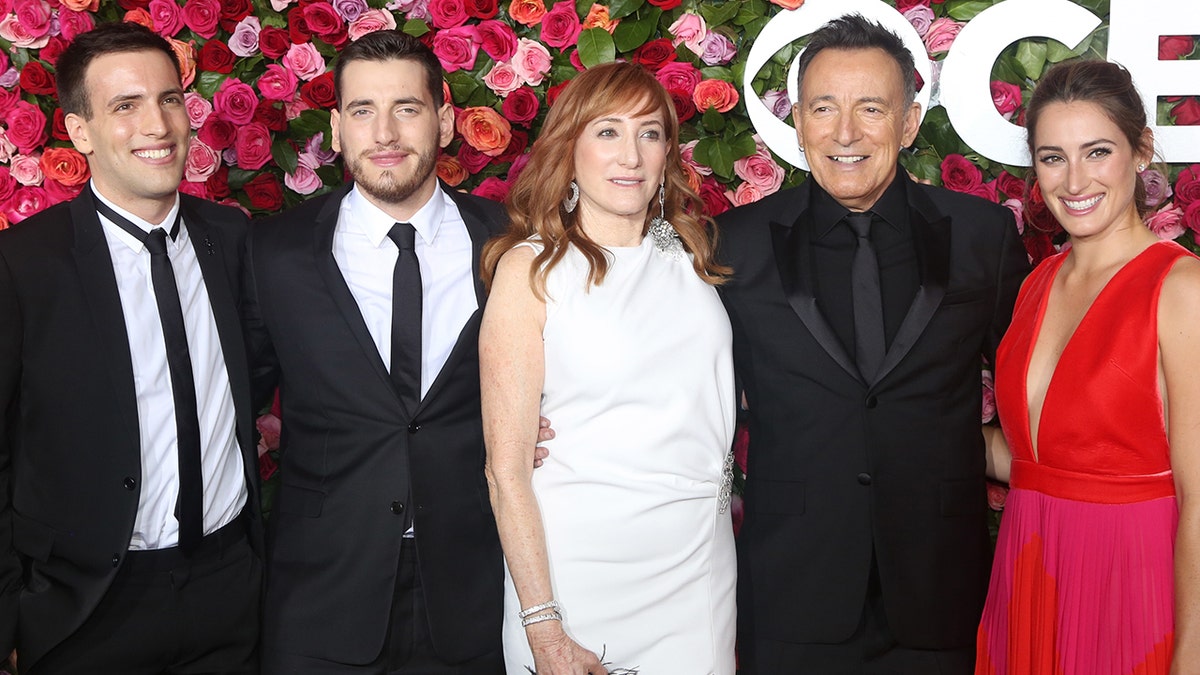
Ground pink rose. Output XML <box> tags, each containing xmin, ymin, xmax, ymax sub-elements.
<box><xmin>178</xmin><ymin>179</ymin><xmax>207</xmax><ymax>199</ymax></box>
<box><xmin>257</xmin><ymin>64</ymin><xmax>298</xmax><ymax>101</ymax></box>
<box><xmin>1147</xmin><ymin>204</ymin><xmax>1185</xmax><ymax>240</ymax></box>
<box><xmin>182</xmin><ymin>0</ymin><xmax>221</xmax><ymax>38</ymax></box>
<box><xmin>347</xmin><ymin>8</ymin><xmax>396</xmax><ymax>41</ymax></box>
<box><xmin>13</xmin><ymin>0</ymin><xmax>52</xmax><ymax>39</ymax></box>
<box><xmin>0</xmin><ymin>128</ymin><xmax>15</xmax><ymax>164</ymax></box>
<box><xmin>471</xmin><ymin>175</ymin><xmax>509</xmax><ymax>202</ymax></box>
<box><xmin>986</xmin><ymin>481</ymin><xmax>1008</xmax><ymax>511</ymax></box>
<box><xmin>668</xmin><ymin>12</ymin><xmax>706</xmax><ymax>55</ymax></box>
<box><xmin>991</xmin><ymin>80</ymin><xmax>1022</xmax><ymax>120</ymax></box>
<box><xmin>1001</xmin><ymin>197</ymin><xmax>1025</xmax><ymax>235</ymax></box>
<box><xmin>0</xmin><ymin>167</ymin><xmax>15</xmax><ymax>204</ymax></box>
<box><xmin>185</xmin><ymin>91</ymin><xmax>214</xmax><ymax>129</ymax></box>
<box><xmin>57</xmin><ymin>8</ymin><xmax>94</xmax><ymax>42</ymax></box>
<box><xmin>431</xmin><ymin>25</ymin><xmax>480</xmax><ymax>73</ymax></box>
<box><xmin>512</xmin><ymin>37</ymin><xmax>551</xmax><ymax>86</ymax></box>
<box><xmin>502</xmin><ymin>86</ymin><xmax>540</xmax><ymax>124</ymax></box>
<box><xmin>903</xmin><ymin>5</ymin><xmax>934</xmax><ymax>37</ymax></box>
<box><xmin>655</xmin><ymin>61</ymin><xmax>701</xmax><ymax>94</ymax></box>
<box><xmin>483</xmin><ymin>62</ymin><xmax>522</xmax><ymax>97</ymax></box>
<box><xmin>539</xmin><ymin>2</ymin><xmax>581</xmax><ymax>50</ymax></box>
<box><xmin>284</xmin><ymin>156</ymin><xmax>323</xmax><ymax>195</ymax></box>
<box><xmin>725</xmin><ymin>181</ymin><xmax>764</xmax><ymax>207</ymax></box>
<box><xmin>941</xmin><ymin>154</ymin><xmax>983</xmax><ymax>196</ymax></box>
<box><xmin>693</xmin><ymin>79</ymin><xmax>739</xmax><ymax>113</ymax></box>
<box><xmin>981</xmin><ymin>370</ymin><xmax>996</xmax><ymax>423</ymax></box>
<box><xmin>477</xmin><ymin>19</ymin><xmax>517</xmax><ymax>61</ymax></box>
<box><xmin>10</xmin><ymin>154</ymin><xmax>43</xmax><ymax>186</ymax></box>
<box><xmin>761</xmin><ymin>90</ymin><xmax>791</xmax><ymax>120</ymax></box>
<box><xmin>734</xmin><ymin>147</ymin><xmax>785</xmax><ymax>196</ymax></box>
<box><xmin>5</xmin><ymin>185</ymin><xmax>48</xmax><ymax>224</ymax></box>
<box><xmin>1187</xmin><ymin>202</ymin><xmax>1200</xmax><ymax>239</ymax></box>
<box><xmin>924</xmin><ymin>17</ymin><xmax>963</xmax><ymax>55</ymax></box>
<box><xmin>256</xmin><ymin>413</ymin><xmax>282</xmax><ymax>455</ymax></box>
<box><xmin>4</xmin><ymin>101</ymin><xmax>48</xmax><ymax>155</ymax></box>
<box><xmin>699</xmin><ymin>31</ymin><xmax>736</xmax><ymax>66</ymax></box>
<box><xmin>228</xmin><ymin>15</ymin><xmax>261</xmax><ymax>57</ymax></box>
<box><xmin>0</xmin><ymin>13</ymin><xmax>49</xmax><ymax>49</ymax></box>
<box><xmin>213</xmin><ymin>78</ymin><xmax>259</xmax><ymax>125</ymax></box>
<box><xmin>148</xmin><ymin>0</ymin><xmax>185</xmax><ymax>37</ymax></box>
<box><xmin>680</xmin><ymin>140</ymin><xmax>712</xmax><ymax>177</ymax></box>
<box><xmin>428</xmin><ymin>0</ymin><xmax>469</xmax><ymax>28</ymax></box>
<box><xmin>1142</xmin><ymin>168</ymin><xmax>1172</xmax><ymax>209</ymax></box>
<box><xmin>234</xmin><ymin>121</ymin><xmax>272</xmax><ymax>170</ymax></box>
<box><xmin>283</xmin><ymin>43</ymin><xmax>326</xmax><ymax>82</ymax></box>
<box><xmin>185</xmin><ymin>137</ymin><xmax>221</xmax><ymax>182</ymax></box>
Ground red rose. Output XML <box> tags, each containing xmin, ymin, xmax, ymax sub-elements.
<box><xmin>206</xmin><ymin>164</ymin><xmax>231</xmax><ymax>199</ymax></box>
<box><xmin>199</xmin><ymin>116</ymin><xmax>238</xmax><ymax>150</ymax></box>
<box><xmin>287</xmin><ymin>7</ymin><xmax>312</xmax><ymax>43</ymax></box>
<box><xmin>633</xmin><ymin>38</ymin><xmax>676</xmax><ymax>71</ymax></box>
<box><xmin>477</xmin><ymin>19</ymin><xmax>517</xmax><ymax>61</ymax></box>
<box><xmin>179</xmin><ymin>179</ymin><xmax>208</xmax><ymax>199</ymax></box>
<box><xmin>51</xmin><ymin>109</ymin><xmax>70</xmax><ymax>141</ymax></box>
<box><xmin>300</xmin><ymin>72</ymin><xmax>336</xmax><ymax>110</ymax></box>
<box><xmin>118</xmin><ymin>0</ymin><xmax>150</xmax><ymax>9</ymax></box>
<box><xmin>0</xmin><ymin>167</ymin><xmax>15</xmax><ymax>204</ymax></box>
<box><xmin>1022</xmin><ymin>231</ymin><xmax>1057</xmax><ymax>266</ymax></box>
<box><xmin>235</xmin><ymin>122</ymin><xmax>273</xmax><ymax>171</ymax></box>
<box><xmin>698</xmin><ymin>178</ymin><xmax>732</xmax><ymax>217</ymax></box>
<box><xmin>217</xmin><ymin>0</ymin><xmax>252</xmax><ymax>32</ymax></box>
<box><xmin>646</xmin><ymin>0</ymin><xmax>681</xmax><ymax>8</ymax></box>
<box><xmin>539</xmin><ymin>2</ymin><xmax>581</xmax><ymax>50</ymax></box>
<box><xmin>38</xmin><ymin>36</ymin><xmax>66</xmax><ymax>67</ymax></box>
<box><xmin>41</xmin><ymin>147</ymin><xmax>90</xmax><ymax>186</ymax></box>
<box><xmin>1173</xmin><ymin>165</ymin><xmax>1200</xmax><ymax>209</ymax></box>
<box><xmin>1024</xmin><ymin>180</ymin><xmax>1061</xmax><ymax>235</ymax></box>
<box><xmin>496</xmin><ymin>129</ymin><xmax>528</xmax><ymax>163</ymax></box>
<box><xmin>471</xmin><ymin>176</ymin><xmax>509</xmax><ymax>202</ymax></box>
<box><xmin>1170</xmin><ymin>96</ymin><xmax>1200</xmax><ymax>126</ymax></box>
<box><xmin>428</xmin><ymin>0</ymin><xmax>469</xmax><ymax>29</ymax></box>
<box><xmin>4</xmin><ymin>101</ymin><xmax>48</xmax><ymax>155</ymax></box>
<box><xmin>1159</xmin><ymin>35</ymin><xmax>1195</xmax><ymax>61</ymax></box>
<box><xmin>668</xmin><ymin>89</ymin><xmax>696</xmax><ymax>123</ymax></box>
<box><xmin>546</xmin><ymin>80</ymin><xmax>571</xmax><ymax>108</ymax></box>
<box><xmin>243</xmin><ymin>172</ymin><xmax>283</xmax><ymax>211</ymax></box>
<box><xmin>197</xmin><ymin>39</ymin><xmax>236</xmax><ymax>74</ymax></box>
<box><xmin>259</xmin><ymin>26</ymin><xmax>292</xmax><ymax>59</ymax></box>
<box><xmin>465</xmin><ymin>0</ymin><xmax>497</xmax><ymax>19</ymax></box>
<box><xmin>995</xmin><ymin>170</ymin><xmax>1026</xmax><ymax>201</ymax></box>
<box><xmin>940</xmin><ymin>153</ymin><xmax>984</xmax><ymax>195</ymax></box>
<box><xmin>182</xmin><ymin>0</ymin><xmax>221</xmax><ymax>38</ymax></box>
<box><xmin>19</xmin><ymin>60</ymin><xmax>55</xmax><ymax>96</ymax></box>
<box><xmin>455</xmin><ymin>143</ymin><xmax>491</xmax><ymax>173</ymax></box>
<box><xmin>302</xmin><ymin>3</ymin><xmax>344</xmax><ymax>37</ymax></box>
<box><xmin>501</xmin><ymin>87</ymin><xmax>540</xmax><ymax>125</ymax></box>
<box><xmin>254</xmin><ymin>100</ymin><xmax>288</xmax><ymax>132</ymax></box>
<box><xmin>894</xmin><ymin>0</ymin><xmax>931</xmax><ymax>10</ymax></box>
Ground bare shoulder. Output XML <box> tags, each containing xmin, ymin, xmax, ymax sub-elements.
<box><xmin>1159</xmin><ymin>251</ymin><xmax>1200</xmax><ymax>331</ymax></box>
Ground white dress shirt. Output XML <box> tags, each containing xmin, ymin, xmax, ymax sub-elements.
<box><xmin>332</xmin><ymin>185</ymin><xmax>477</xmax><ymax>397</ymax></box>
<box><xmin>94</xmin><ymin>184</ymin><xmax>247</xmax><ymax>550</ymax></box>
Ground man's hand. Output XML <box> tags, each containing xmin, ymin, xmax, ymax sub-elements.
<box><xmin>534</xmin><ymin>416</ymin><xmax>555</xmax><ymax>468</ymax></box>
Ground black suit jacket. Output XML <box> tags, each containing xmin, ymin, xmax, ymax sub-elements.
<box><xmin>0</xmin><ymin>189</ymin><xmax>262</xmax><ymax>669</ymax></box>
<box><xmin>244</xmin><ymin>183</ymin><xmax>507</xmax><ymax>665</ymax></box>
<box><xmin>717</xmin><ymin>173</ymin><xmax>1028</xmax><ymax>651</ymax></box>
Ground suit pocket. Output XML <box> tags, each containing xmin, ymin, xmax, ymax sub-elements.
<box><xmin>939</xmin><ymin>478</ymin><xmax>985</xmax><ymax>517</ymax></box>
<box><xmin>277</xmin><ymin>484</ymin><xmax>325</xmax><ymax>518</ymax></box>
<box><xmin>940</xmin><ymin>287</ymin><xmax>991</xmax><ymax>306</ymax></box>
<box><xmin>747</xmin><ymin>479</ymin><xmax>805</xmax><ymax>515</ymax></box>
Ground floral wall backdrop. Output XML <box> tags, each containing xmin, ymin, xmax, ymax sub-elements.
<box><xmin>1</xmin><ymin>0</ymin><xmax>1197</xmax><ymax>503</ymax></box>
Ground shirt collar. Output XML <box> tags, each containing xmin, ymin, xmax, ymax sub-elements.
<box><xmin>811</xmin><ymin>169</ymin><xmax>909</xmax><ymax>239</ymax></box>
<box><xmin>346</xmin><ymin>183</ymin><xmax>447</xmax><ymax>249</ymax></box>
<box><xmin>91</xmin><ymin>180</ymin><xmax>183</xmax><ymax>252</ymax></box>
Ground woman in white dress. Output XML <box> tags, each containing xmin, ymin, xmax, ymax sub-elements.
<box><xmin>480</xmin><ymin>62</ymin><xmax>737</xmax><ymax>675</ymax></box>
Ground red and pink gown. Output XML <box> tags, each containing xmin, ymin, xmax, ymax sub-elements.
<box><xmin>976</xmin><ymin>241</ymin><xmax>1194</xmax><ymax>675</ymax></box>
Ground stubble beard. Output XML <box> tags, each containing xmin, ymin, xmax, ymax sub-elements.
<box><xmin>349</xmin><ymin>145</ymin><xmax>439</xmax><ymax>207</ymax></box>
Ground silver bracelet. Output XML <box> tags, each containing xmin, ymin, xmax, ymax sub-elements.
<box><xmin>518</xmin><ymin>599</ymin><xmax>560</xmax><ymax>619</ymax></box>
<box><xmin>520</xmin><ymin>610</ymin><xmax>562</xmax><ymax>627</ymax></box>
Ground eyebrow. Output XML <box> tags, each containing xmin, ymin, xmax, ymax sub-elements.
<box><xmin>1035</xmin><ymin>138</ymin><xmax>1118</xmax><ymax>153</ymax></box>
<box><xmin>105</xmin><ymin>87</ymin><xmax>184</xmax><ymax>108</ymax></box>
<box><xmin>593</xmin><ymin>116</ymin><xmax>664</xmax><ymax>126</ymax></box>
<box><xmin>345</xmin><ymin>96</ymin><xmax>427</xmax><ymax>109</ymax></box>
<box><xmin>805</xmin><ymin>94</ymin><xmax>890</xmax><ymax>106</ymax></box>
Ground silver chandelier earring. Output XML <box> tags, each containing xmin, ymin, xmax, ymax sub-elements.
<box><xmin>563</xmin><ymin>180</ymin><xmax>579</xmax><ymax>213</ymax></box>
<box><xmin>648</xmin><ymin>182</ymin><xmax>683</xmax><ymax>258</ymax></box>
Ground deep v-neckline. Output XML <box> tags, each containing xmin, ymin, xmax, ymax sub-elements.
<box><xmin>1021</xmin><ymin>242</ymin><xmax>1167</xmax><ymax>463</ymax></box>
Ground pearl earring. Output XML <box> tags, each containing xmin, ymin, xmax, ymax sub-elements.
<box><xmin>1137</xmin><ymin>163</ymin><xmax>1146</xmax><ymax>172</ymax></box>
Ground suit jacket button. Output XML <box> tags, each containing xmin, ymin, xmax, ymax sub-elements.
<box><xmin>123</xmin><ymin>477</ymin><xmax>137</xmax><ymax>490</ymax></box>
<box><xmin>112</xmin><ymin>554</ymin><xmax>121</xmax><ymax>567</ymax></box>
<box><xmin>857</xmin><ymin>472</ymin><xmax>872</xmax><ymax>486</ymax></box>
<box><xmin>391</xmin><ymin>501</ymin><xmax>405</xmax><ymax>514</ymax></box>
<box><xmin>865</xmin><ymin>395</ymin><xmax>878</xmax><ymax>409</ymax></box>
<box><xmin>407</xmin><ymin>423</ymin><xmax>420</xmax><ymax>434</ymax></box>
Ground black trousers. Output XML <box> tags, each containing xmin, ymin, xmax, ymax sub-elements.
<box><xmin>29</xmin><ymin>517</ymin><xmax>261</xmax><ymax>675</ymax></box>
<box><xmin>262</xmin><ymin>541</ymin><xmax>503</xmax><ymax>675</ymax></box>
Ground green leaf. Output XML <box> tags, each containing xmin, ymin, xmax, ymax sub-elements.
<box><xmin>607</xmin><ymin>0</ymin><xmax>644</xmax><ymax>20</ymax></box>
<box><xmin>1044</xmin><ymin>39</ymin><xmax>1079</xmax><ymax>64</ymax></box>
<box><xmin>1014</xmin><ymin>40</ymin><xmax>1048</xmax><ymax>80</ymax></box>
<box><xmin>693</xmin><ymin>137</ymin><xmax>734</xmax><ymax>179</ymax></box>
<box><xmin>576</xmin><ymin>28</ymin><xmax>616</xmax><ymax>68</ymax></box>
<box><xmin>702</xmin><ymin>107</ymin><xmax>726</xmax><ymax>133</ymax></box>
<box><xmin>575</xmin><ymin>0</ymin><xmax>592</xmax><ymax>17</ymax></box>
<box><xmin>227</xmin><ymin>168</ymin><xmax>258</xmax><ymax>191</ymax></box>
<box><xmin>446</xmin><ymin>70</ymin><xmax>482</xmax><ymax>104</ymax></box>
<box><xmin>271</xmin><ymin>138</ymin><xmax>299</xmax><ymax>175</ymax></box>
<box><xmin>613</xmin><ymin>9</ymin><xmax>661</xmax><ymax>52</ymax></box>
<box><xmin>945</xmin><ymin>0</ymin><xmax>993</xmax><ymax>22</ymax></box>
<box><xmin>194</xmin><ymin>71</ymin><xmax>227</xmax><ymax>99</ymax></box>
<box><xmin>288</xmin><ymin>109</ymin><xmax>333</xmax><ymax>142</ymax></box>
<box><xmin>699</xmin><ymin>66</ymin><xmax>735</xmax><ymax>82</ymax></box>
<box><xmin>727</xmin><ymin>132</ymin><xmax>757</xmax><ymax>161</ymax></box>
<box><xmin>699</xmin><ymin>1</ymin><xmax>740</xmax><ymax>28</ymax></box>
<box><xmin>734</xmin><ymin>0</ymin><xmax>769</xmax><ymax>26</ymax></box>
<box><xmin>403</xmin><ymin>19</ymin><xmax>431</xmax><ymax>38</ymax></box>
<box><xmin>1072</xmin><ymin>0</ymin><xmax>1108</xmax><ymax>15</ymax></box>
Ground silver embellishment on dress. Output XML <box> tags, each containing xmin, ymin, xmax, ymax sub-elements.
<box><xmin>718</xmin><ymin>450</ymin><xmax>734</xmax><ymax>514</ymax></box>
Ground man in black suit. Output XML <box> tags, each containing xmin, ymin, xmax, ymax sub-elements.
<box><xmin>718</xmin><ymin>15</ymin><xmax>1029</xmax><ymax>674</ymax></box>
<box><xmin>245</xmin><ymin>30</ymin><xmax>510</xmax><ymax>673</ymax></box>
<box><xmin>0</xmin><ymin>22</ymin><xmax>262</xmax><ymax>675</ymax></box>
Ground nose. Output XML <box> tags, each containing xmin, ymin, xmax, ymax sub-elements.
<box><xmin>831</xmin><ymin>110</ymin><xmax>862</xmax><ymax>147</ymax></box>
<box><xmin>1065</xmin><ymin>158</ymin><xmax>1088</xmax><ymax>194</ymax></box>
<box><xmin>617</xmin><ymin>134</ymin><xmax>642</xmax><ymax>168</ymax></box>
<box><xmin>140</xmin><ymin>103</ymin><xmax>169</xmax><ymax>137</ymax></box>
<box><xmin>374</xmin><ymin>113</ymin><xmax>401</xmax><ymax>146</ymax></box>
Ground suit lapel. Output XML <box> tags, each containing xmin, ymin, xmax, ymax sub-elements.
<box><xmin>69</xmin><ymin>191</ymin><xmax>141</xmax><ymax>439</ymax></box>
<box><xmin>771</xmin><ymin>188</ymin><xmax>865</xmax><ymax>385</ymax></box>
<box><xmin>870</xmin><ymin>182</ymin><xmax>951</xmax><ymax>387</ymax></box>
<box><xmin>312</xmin><ymin>185</ymin><xmax>399</xmax><ymax>401</ymax></box>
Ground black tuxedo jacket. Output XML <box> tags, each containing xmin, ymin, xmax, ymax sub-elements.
<box><xmin>244</xmin><ymin>183</ymin><xmax>507</xmax><ymax>665</ymax></box>
<box><xmin>0</xmin><ymin>190</ymin><xmax>262</xmax><ymax>668</ymax></box>
<box><xmin>717</xmin><ymin>173</ymin><xmax>1028</xmax><ymax>650</ymax></box>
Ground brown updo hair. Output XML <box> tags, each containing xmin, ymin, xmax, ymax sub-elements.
<box><xmin>1025</xmin><ymin>60</ymin><xmax>1156</xmax><ymax>218</ymax></box>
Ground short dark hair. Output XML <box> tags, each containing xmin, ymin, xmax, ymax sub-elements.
<box><xmin>333</xmin><ymin>30</ymin><xmax>444</xmax><ymax>108</ymax></box>
<box><xmin>796</xmin><ymin>14</ymin><xmax>917</xmax><ymax>107</ymax></box>
<box><xmin>56</xmin><ymin>22</ymin><xmax>180</xmax><ymax>119</ymax></box>
<box><xmin>1026</xmin><ymin>60</ymin><xmax>1156</xmax><ymax>217</ymax></box>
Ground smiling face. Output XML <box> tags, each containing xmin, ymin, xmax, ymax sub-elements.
<box><xmin>65</xmin><ymin>49</ymin><xmax>188</xmax><ymax>223</ymax></box>
<box><xmin>793</xmin><ymin>47</ymin><xmax>921</xmax><ymax>212</ymax></box>
<box><xmin>572</xmin><ymin>105</ymin><xmax>668</xmax><ymax>238</ymax></box>
<box><xmin>1032</xmin><ymin>100</ymin><xmax>1150</xmax><ymax>241</ymax></box>
<box><xmin>331</xmin><ymin>58</ymin><xmax>454</xmax><ymax>221</ymax></box>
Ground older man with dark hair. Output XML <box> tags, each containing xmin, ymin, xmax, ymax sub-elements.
<box><xmin>718</xmin><ymin>14</ymin><xmax>1029</xmax><ymax>674</ymax></box>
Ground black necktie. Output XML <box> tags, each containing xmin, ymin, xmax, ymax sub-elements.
<box><xmin>95</xmin><ymin>196</ymin><xmax>204</xmax><ymax>555</ymax></box>
<box><xmin>847</xmin><ymin>212</ymin><xmax>886</xmax><ymax>381</ymax></box>
<box><xmin>387</xmin><ymin>223</ymin><xmax>422</xmax><ymax>415</ymax></box>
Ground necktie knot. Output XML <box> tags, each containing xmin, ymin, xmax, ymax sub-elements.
<box><xmin>388</xmin><ymin>223</ymin><xmax>417</xmax><ymax>252</ymax></box>
<box><xmin>846</xmin><ymin>212</ymin><xmax>873</xmax><ymax>240</ymax></box>
<box><xmin>145</xmin><ymin>227</ymin><xmax>170</xmax><ymax>256</ymax></box>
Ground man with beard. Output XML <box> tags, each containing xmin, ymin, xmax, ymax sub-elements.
<box><xmin>243</xmin><ymin>30</ymin><xmax>511</xmax><ymax>673</ymax></box>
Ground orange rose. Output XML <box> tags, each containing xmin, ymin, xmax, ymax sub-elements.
<box><xmin>508</xmin><ymin>0</ymin><xmax>546</xmax><ymax>26</ymax></box>
<box><xmin>682</xmin><ymin>162</ymin><xmax>702</xmax><ymax>194</ymax></box>
<box><xmin>40</xmin><ymin>147</ymin><xmax>90</xmax><ymax>186</ymax></box>
<box><xmin>168</xmin><ymin>38</ymin><xmax>197</xmax><ymax>89</ymax></box>
<box><xmin>456</xmin><ymin>106</ymin><xmax>512</xmax><ymax>158</ymax></box>
<box><xmin>437</xmin><ymin>154</ymin><xmax>468</xmax><ymax>187</ymax></box>
<box><xmin>582</xmin><ymin>4</ymin><xmax>618</xmax><ymax>33</ymax></box>
<box><xmin>768</xmin><ymin>0</ymin><xmax>804</xmax><ymax>8</ymax></box>
<box><xmin>123</xmin><ymin>9</ymin><xmax>154</xmax><ymax>29</ymax></box>
<box><xmin>693</xmin><ymin>79</ymin><xmax>739</xmax><ymax>113</ymax></box>
<box><xmin>0</xmin><ymin>211</ymin><xmax>9</xmax><ymax>232</ymax></box>
<box><xmin>61</xmin><ymin>0</ymin><xmax>99</xmax><ymax>11</ymax></box>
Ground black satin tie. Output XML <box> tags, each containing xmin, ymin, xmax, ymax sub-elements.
<box><xmin>95</xmin><ymin>196</ymin><xmax>203</xmax><ymax>555</ymax></box>
<box><xmin>387</xmin><ymin>223</ymin><xmax>422</xmax><ymax>416</ymax></box>
<box><xmin>847</xmin><ymin>212</ymin><xmax>885</xmax><ymax>381</ymax></box>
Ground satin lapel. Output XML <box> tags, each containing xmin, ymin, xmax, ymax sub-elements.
<box><xmin>871</xmin><ymin>184</ymin><xmax>951</xmax><ymax>387</ymax></box>
<box><xmin>311</xmin><ymin>187</ymin><xmax>397</xmax><ymax>400</ymax></box>
<box><xmin>771</xmin><ymin>214</ymin><xmax>863</xmax><ymax>385</ymax></box>
<box><xmin>69</xmin><ymin>191</ymin><xmax>140</xmax><ymax>439</ymax></box>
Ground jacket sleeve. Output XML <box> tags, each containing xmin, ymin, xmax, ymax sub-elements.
<box><xmin>242</xmin><ymin>224</ymin><xmax>281</xmax><ymax>415</ymax></box>
<box><xmin>985</xmin><ymin>210</ymin><xmax>1031</xmax><ymax>367</ymax></box>
<box><xmin>0</xmin><ymin>247</ymin><xmax>22</xmax><ymax>654</ymax></box>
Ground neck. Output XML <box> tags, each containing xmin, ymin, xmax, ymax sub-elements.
<box><xmin>578</xmin><ymin>209</ymin><xmax>646</xmax><ymax>247</ymax></box>
<box><xmin>1066</xmin><ymin>211</ymin><xmax>1157</xmax><ymax>274</ymax></box>
<box><xmin>93</xmin><ymin>184</ymin><xmax>176</xmax><ymax>226</ymax></box>
<box><xmin>359</xmin><ymin>177</ymin><xmax>438</xmax><ymax>224</ymax></box>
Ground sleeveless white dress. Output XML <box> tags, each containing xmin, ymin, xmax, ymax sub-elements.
<box><xmin>501</xmin><ymin>237</ymin><xmax>737</xmax><ymax>674</ymax></box>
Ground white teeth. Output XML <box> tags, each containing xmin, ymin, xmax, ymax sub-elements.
<box><xmin>831</xmin><ymin>156</ymin><xmax>866</xmax><ymax>164</ymax></box>
<box><xmin>135</xmin><ymin>148</ymin><xmax>171</xmax><ymax>159</ymax></box>
<box><xmin>611</xmin><ymin>179</ymin><xmax>640</xmax><ymax>185</ymax></box>
<box><xmin>1064</xmin><ymin>195</ymin><xmax>1102</xmax><ymax>210</ymax></box>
